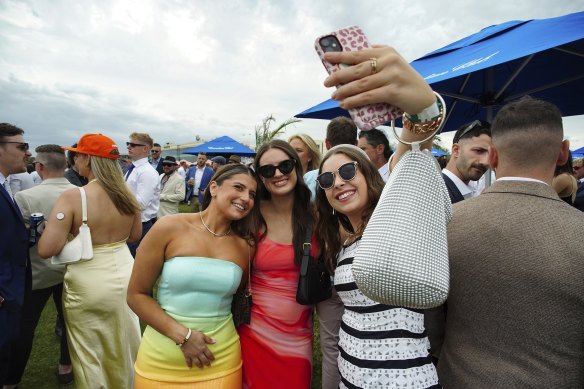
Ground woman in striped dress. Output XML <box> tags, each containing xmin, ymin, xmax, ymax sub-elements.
<box><xmin>315</xmin><ymin>145</ymin><xmax>440</xmax><ymax>388</ymax></box>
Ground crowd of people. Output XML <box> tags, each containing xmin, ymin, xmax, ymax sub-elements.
<box><xmin>1</xmin><ymin>43</ymin><xmax>583</xmax><ymax>389</ymax></box>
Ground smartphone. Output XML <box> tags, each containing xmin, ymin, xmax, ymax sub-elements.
<box><xmin>315</xmin><ymin>26</ymin><xmax>401</xmax><ymax>130</ymax></box>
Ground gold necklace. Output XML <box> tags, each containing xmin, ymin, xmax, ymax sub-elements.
<box><xmin>199</xmin><ymin>212</ymin><xmax>231</xmax><ymax>237</ymax></box>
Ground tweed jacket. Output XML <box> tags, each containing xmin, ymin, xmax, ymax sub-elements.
<box><xmin>157</xmin><ymin>171</ymin><xmax>186</xmax><ymax>218</ymax></box>
<box><xmin>432</xmin><ymin>180</ymin><xmax>584</xmax><ymax>388</ymax></box>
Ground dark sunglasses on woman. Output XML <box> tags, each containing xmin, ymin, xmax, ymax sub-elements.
<box><xmin>258</xmin><ymin>159</ymin><xmax>295</xmax><ymax>178</ymax></box>
<box><xmin>317</xmin><ymin>161</ymin><xmax>359</xmax><ymax>190</ymax></box>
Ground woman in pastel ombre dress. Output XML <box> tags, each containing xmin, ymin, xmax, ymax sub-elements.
<box><xmin>238</xmin><ymin>140</ymin><xmax>315</xmax><ymax>389</ymax></box>
<box><xmin>127</xmin><ymin>164</ymin><xmax>261</xmax><ymax>388</ymax></box>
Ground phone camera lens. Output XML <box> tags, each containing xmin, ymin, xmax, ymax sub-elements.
<box><xmin>320</xmin><ymin>38</ymin><xmax>330</xmax><ymax>47</ymax></box>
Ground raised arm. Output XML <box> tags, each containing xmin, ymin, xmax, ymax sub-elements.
<box><xmin>323</xmin><ymin>45</ymin><xmax>438</xmax><ymax>169</ymax></box>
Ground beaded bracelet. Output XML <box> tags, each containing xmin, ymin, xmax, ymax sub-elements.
<box><xmin>177</xmin><ymin>328</ymin><xmax>192</xmax><ymax>347</ymax></box>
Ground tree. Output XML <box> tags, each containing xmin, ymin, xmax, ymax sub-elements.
<box><xmin>254</xmin><ymin>115</ymin><xmax>301</xmax><ymax>148</ymax></box>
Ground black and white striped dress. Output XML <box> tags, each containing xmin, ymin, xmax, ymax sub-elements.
<box><xmin>335</xmin><ymin>238</ymin><xmax>440</xmax><ymax>389</ymax></box>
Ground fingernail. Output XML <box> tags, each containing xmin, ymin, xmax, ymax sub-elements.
<box><xmin>331</xmin><ymin>91</ymin><xmax>338</xmax><ymax>100</ymax></box>
<box><xmin>211</xmin><ymin>338</ymin><xmax>217</xmax><ymax>344</ymax></box>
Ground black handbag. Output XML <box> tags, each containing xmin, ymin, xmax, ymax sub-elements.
<box><xmin>231</xmin><ymin>246</ymin><xmax>252</xmax><ymax>327</ymax></box>
<box><xmin>296</xmin><ymin>222</ymin><xmax>332</xmax><ymax>305</ymax></box>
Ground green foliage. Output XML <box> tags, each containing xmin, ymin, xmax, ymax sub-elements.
<box><xmin>254</xmin><ymin>115</ymin><xmax>301</xmax><ymax>148</ymax></box>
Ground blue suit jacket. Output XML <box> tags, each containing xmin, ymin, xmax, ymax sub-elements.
<box><xmin>185</xmin><ymin>166</ymin><xmax>214</xmax><ymax>204</ymax></box>
<box><xmin>0</xmin><ymin>185</ymin><xmax>31</xmax><ymax>347</ymax></box>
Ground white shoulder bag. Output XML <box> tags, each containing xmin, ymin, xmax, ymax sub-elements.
<box><xmin>352</xmin><ymin>142</ymin><xmax>452</xmax><ymax>309</ymax></box>
<box><xmin>52</xmin><ymin>186</ymin><xmax>94</xmax><ymax>264</ymax></box>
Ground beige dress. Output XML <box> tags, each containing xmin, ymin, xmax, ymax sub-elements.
<box><xmin>63</xmin><ymin>239</ymin><xmax>141</xmax><ymax>389</ymax></box>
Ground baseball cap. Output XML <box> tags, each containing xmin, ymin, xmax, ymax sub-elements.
<box><xmin>62</xmin><ymin>134</ymin><xmax>120</xmax><ymax>160</ymax></box>
<box><xmin>162</xmin><ymin>156</ymin><xmax>178</xmax><ymax>165</ymax></box>
<box><xmin>211</xmin><ymin>156</ymin><xmax>227</xmax><ymax>165</ymax></box>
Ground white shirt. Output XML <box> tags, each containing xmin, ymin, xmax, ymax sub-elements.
<box><xmin>177</xmin><ymin>166</ymin><xmax>186</xmax><ymax>179</ymax></box>
<box><xmin>194</xmin><ymin>166</ymin><xmax>205</xmax><ymax>192</ymax></box>
<box><xmin>126</xmin><ymin>157</ymin><xmax>160</xmax><ymax>222</ymax></box>
<box><xmin>497</xmin><ymin>176</ymin><xmax>549</xmax><ymax>185</ymax></box>
<box><xmin>378</xmin><ymin>163</ymin><xmax>390</xmax><ymax>183</ymax></box>
<box><xmin>8</xmin><ymin>172</ymin><xmax>34</xmax><ymax>195</ymax></box>
<box><xmin>442</xmin><ymin>168</ymin><xmax>481</xmax><ymax>199</ymax></box>
<box><xmin>30</xmin><ymin>171</ymin><xmax>42</xmax><ymax>185</ymax></box>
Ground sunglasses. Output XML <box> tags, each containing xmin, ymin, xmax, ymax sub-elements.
<box><xmin>317</xmin><ymin>162</ymin><xmax>359</xmax><ymax>190</ymax></box>
<box><xmin>126</xmin><ymin>142</ymin><xmax>146</xmax><ymax>148</ymax></box>
<box><xmin>454</xmin><ymin>120</ymin><xmax>491</xmax><ymax>143</ymax></box>
<box><xmin>0</xmin><ymin>141</ymin><xmax>29</xmax><ymax>151</ymax></box>
<box><xmin>162</xmin><ymin>163</ymin><xmax>176</xmax><ymax>167</ymax></box>
<box><xmin>257</xmin><ymin>159</ymin><xmax>295</xmax><ymax>178</ymax></box>
<box><xmin>574</xmin><ymin>166</ymin><xmax>583</xmax><ymax>171</ymax></box>
<box><xmin>151</xmin><ymin>150</ymin><xmax>161</xmax><ymax>153</ymax></box>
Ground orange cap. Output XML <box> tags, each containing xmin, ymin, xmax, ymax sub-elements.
<box><xmin>62</xmin><ymin>134</ymin><xmax>120</xmax><ymax>159</ymax></box>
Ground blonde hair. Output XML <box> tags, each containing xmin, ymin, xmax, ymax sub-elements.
<box><xmin>288</xmin><ymin>133</ymin><xmax>322</xmax><ymax>172</ymax></box>
<box><xmin>129</xmin><ymin>132</ymin><xmax>154</xmax><ymax>148</ymax></box>
<box><xmin>89</xmin><ymin>156</ymin><xmax>140</xmax><ymax>215</ymax></box>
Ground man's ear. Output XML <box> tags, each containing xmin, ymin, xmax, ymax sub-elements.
<box><xmin>325</xmin><ymin>139</ymin><xmax>332</xmax><ymax>150</ymax></box>
<box><xmin>556</xmin><ymin>139</ymin><xmax>570</xmax><ymax>166</ymax></box>
<box><xmin>451</xmin><ymin>143</ymin><xmax>460</xmax><ymax>159</ymax></box>
<box><xmin>488</xmin><ymin>146</ymin><xmax>499</xmax><ymax>170</ymax></box>
<box><xmin>376</xmin><ymin>144</ymin><xmax>385</xmax><ymax>156</ymax></box>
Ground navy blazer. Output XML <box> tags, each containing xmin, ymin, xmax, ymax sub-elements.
<box><xmin>0</xmin><ymin>184</ymin><xmax>31</xmax><ymax>347</ymax></box>
<box><xmin>442</xmin><ymin>173</ymin><xmax>465</xmax><ymax>204</ymax></box>
<box><xmin>185</xmin><ymin>166</ymin><xmax>214</xmax><ymax>204</ymax></box>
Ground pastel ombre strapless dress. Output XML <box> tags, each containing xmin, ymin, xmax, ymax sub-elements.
<box><xmin>134</xmin><ymin>257</ymin><xmax>244</xmax><ymax>388</ymax></box>
<box><xmin>238</xmin><ymin>237</ymin><xmax>314</xmax><ymax>389</ymax></box>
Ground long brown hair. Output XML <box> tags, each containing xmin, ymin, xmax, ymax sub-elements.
<box><xmin>254</xmin><ymin>139</ymin><xmax>313</xmax><ymax>265</ymax></box>
<box><xmin>315</xmin><ymin>145</ymin><xmax>384</xmax><ymax>273</ymax></box>
<box><xmin>90</xmin><ymin>156</ymin><xmax>140</xmax><ymax>215</ymax></box>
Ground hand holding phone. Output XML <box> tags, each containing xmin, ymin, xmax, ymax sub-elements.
<box><xmin>315</xmin><ymin>26</ymin><xmax>402</xmax><ymax>130</ymax></box>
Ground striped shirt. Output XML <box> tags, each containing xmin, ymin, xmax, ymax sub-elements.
<box><xmin>335</xmin><ymin>238</ymin><xmax>440</xmax><ymax>389</ymax></box>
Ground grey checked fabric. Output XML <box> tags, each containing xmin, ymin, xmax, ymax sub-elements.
<box><xmin>353</xmin><ymin>148</ymin><xmax>451</xmax><ymax>309</ymax></box>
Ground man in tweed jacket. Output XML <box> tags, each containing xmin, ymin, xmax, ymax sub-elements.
<box><xmin>429</xmin><ymin>96</ymin><xmax>584</xmax><ymax>388</ymax></box>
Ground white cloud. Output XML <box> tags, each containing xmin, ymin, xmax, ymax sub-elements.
<box><xmin>0</xmin><ymin>0</ymin><xmax>582</xmax><ymax>152</ymax></box>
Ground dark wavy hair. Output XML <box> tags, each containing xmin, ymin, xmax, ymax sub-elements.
<box><xmin>202</xmin><ymin>164</ymin><xmax>262</xmax><ymax>245</ymax></box>
<box><xmin>254</xmin><ymin>139</ymin><xmax>313</xmax><ymax>265</ymax></box>
<box><xmin>315</xmin><ymin>145</ymin><xmax>384</xmax><ymax>273</ymax></box>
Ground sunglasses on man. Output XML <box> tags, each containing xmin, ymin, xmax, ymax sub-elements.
<box><xmin>0</xmin><ymin>141</ymin><xmax>29</xmax><ymax>151</ymax></box>
<box><xmin>126</xmin><ymin>142</ymin><xmax>146</xmax><ymax>148</ymax></box>
<box><xmin>317</xmin><ymin>162</ymin><xmax>359</xmax><ymax>190</ymax></box>
<box><xmin>257</xmin><ymin>159</ymin><xmax>296</xmax><ymax>178</ymax></box>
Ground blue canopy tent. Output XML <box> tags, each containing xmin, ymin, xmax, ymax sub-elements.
<box><xmin>182</xmin><ymin>136</ymin><xmax>256</xmax><ymax>156</ymax></box>
<box><xmin>296</xmin><ymin>11</ymin><xmax>584</xmax><ymax>132</ymax></box>
<box><xmin>572</xmin><ymin>146</ymin><xmax>584</xmax><ymax>158</ymax></box>
<box><xmin>432</xmin><ymin>148</ymin><xmax>448</xmax><ymax>157</ymax></box>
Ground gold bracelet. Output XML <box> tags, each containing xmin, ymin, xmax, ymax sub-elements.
<box><xmin>403</xmin><ymin>92</ymin><xmax>445</xmax><ymax>135</ymax></box>
<box><xmin>176</xmin><ymin>328</ymin><xmax>192</xmax><ymax>347</ymax></box>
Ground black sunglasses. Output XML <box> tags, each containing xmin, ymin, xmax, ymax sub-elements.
<box><xmin>258</xmin><ymin>159</ymin><xmax>295</xmax><ymax>178</ymax></box>
<box><xmin>162</xmin><ymin>163</ymin><xmax>176</xmax><ymax>167</ymax></box>
<box><xmin>151</xmin><ymin>149</ymin><xmax>161</xmax><ymax>153</ymax></box>
<box><xmin>0</xmin><ymin>141</ymin><xmax>29</xmax><ymax>151</ymax></box>
<box><xmin>317</xmin><ymin>162</ymin><xmax>359</xmax><ymax>190</ymax></box>
<box><xmin>454</xmin><ymin>120</ymin><xmax>491</xmax><ymax>143</ymax></box>
<box><xmin>126</xmin><ymin>142</ymin><xmax>146</xmax><ymax>147</ymax></box>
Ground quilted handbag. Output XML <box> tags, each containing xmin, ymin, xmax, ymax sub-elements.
<box><xmin>52</xmin><ymin>187</ymin><xmax>94</xmax><ymax>265</ymax></box>
<box><xmin>352</xmin><ymin>143</ymin><xmax>452</xmax><ymax>309</ymax></box>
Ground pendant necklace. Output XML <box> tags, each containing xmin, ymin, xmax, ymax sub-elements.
<box><xmin>199</xmin><ymin>212</ymin><xmax>231</xmax><ymax>237</ymax></box>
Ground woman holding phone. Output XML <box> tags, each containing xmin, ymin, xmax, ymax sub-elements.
<box><xmin>315</xmin><ymin>46</ymin><xmax>443</xmax><ymax>388</ymax></box>
<box><xmin>127</xmin><ymin>164</ymin><xmax>260</xmax><ymax>388</ymax></box>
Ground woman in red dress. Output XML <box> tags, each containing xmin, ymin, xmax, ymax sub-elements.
<box><xmin>238</xmin><ymin>139</ymin><xmax>315</xmax><ymax>388</ymax></box>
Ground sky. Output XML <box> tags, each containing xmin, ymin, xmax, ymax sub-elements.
<box><xmin>1</xmin><ymin>0</ymin><xmax>583</xmax><ymax>155</ymax></box>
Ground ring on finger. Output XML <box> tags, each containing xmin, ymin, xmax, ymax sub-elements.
<box><xmin>369</xmin><ymin>57</ymin><xmax>378</xmax><ymax>74</ymax></box>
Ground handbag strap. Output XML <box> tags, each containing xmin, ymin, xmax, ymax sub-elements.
<box><xmin>300</xmin><ymin>219</ymin><xmax>313</xmax><ymax>277</ymax></box>
<box><xmin>78</xmin><ymin>187</ymin><xmax>88</xmax><ymax>224</ymax></box>
<box><xmin>244</xmin><ymin>244</ymin><xmax>252</xmax><ymax>296</ymax></box>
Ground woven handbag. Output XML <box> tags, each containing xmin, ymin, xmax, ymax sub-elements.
<box><xmin>352</xmin><ymin>144</ymin><xmax>452</xmax><ymax>309</ymax></box>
